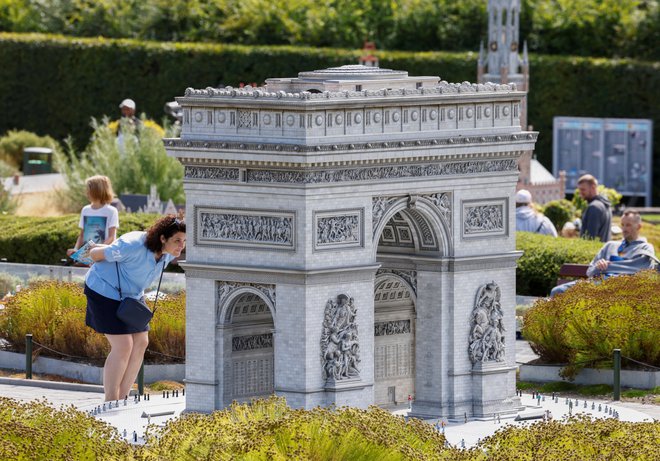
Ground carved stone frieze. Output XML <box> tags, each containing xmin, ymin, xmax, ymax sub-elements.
<box><xmin>463</xmin><ymin>201</ymin><xmax>506</xmax><ymax>237</ymax></box>
<box><xmin>315</xmin><ymin>210</ymin><xmax>363</xmax><ymax>250</ymax></box>
<box><xmin>253</xmin><ymin>159</ymin><xmax>517</xmax><ymax>184</ymax></box>
<box><xmin>198</xmin><ymin>208</ymin><xmax>294</xmax><ymax>248</ymax></box>
<box><xmin>468</xmin><ymin>282</ymin><xmax>505</xmax><ymax>364</ymax></box>
<box><xmin>217</xmin><ymin>281</ymin><xmax>276</xmax><ymax>317</ymax></box>
<box><xmin>321</xmin><ymin>294</ymin><xmax>360</xmax><ymax>382</ymax></box>
<box><xmin>376</xmin><ymin>269</ymin><xmax>417</xmax><ymax>296</ymax></box>
<box><xmin>232</xmin><ymin>333</ymin><xmax>273</xmax><ymax>352</ymax></box>
<box><xmin>374</xmin><ymin>320</ymin><xmax>411</xmax><ymax>337</ymax></box>
<box><xmin>185</xmin><ymin>166</ymin><xmax>239</xmax><ymax>181</ymax></box>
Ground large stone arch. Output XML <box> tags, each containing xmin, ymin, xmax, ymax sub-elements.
<box><xmin>372</xmin><ymin>194</ymin><xmax>452</xmax><ymax>259</ymax></box>
<box><xmin>216</xmin><ymin>287</ymin><xmax>276</xmax><ymax>405</ymax></box>
<box><xmin>217</xmin><ymin>285</ymin><xmax>276</xmax><ymax>327</ymax></box>
<box><xmin>373</xmin><ymin>273</ymin><xmax>417</xmax><ymax>406</ymax></box>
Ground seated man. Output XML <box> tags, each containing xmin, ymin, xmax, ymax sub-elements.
<box><xmin>551</xmin><ymin>210</ymin><xmax>656</xmax><ymax>297</ymax></box>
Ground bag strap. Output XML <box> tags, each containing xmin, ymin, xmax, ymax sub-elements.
<box><xmin>151</xmin><ymin>262</ymin><xmax>166</xmax><ymax>315</ymax></box>
<box><xmin>115</xmin><ymin>262</ymin><xmax>122</xmax><ymax>299</ymax></box>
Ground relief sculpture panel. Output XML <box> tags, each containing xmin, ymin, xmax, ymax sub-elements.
<box><xmin>321</xmin><ymin>294</ymin><xmax>361</xmax><ymax>382</ymax></box>
<box><xmin>197</xmin><ymin>207</ymin><xmax>295</xmax><ymax>249</ymax></box>
<box><xmin>462</xmin><ymin>200</ymin><xmax>507</xmax><ymax>238</ymax></box>
<box><xmin>468</xmin><ymin>282</ymin><xmax>506</xmax><ymax>364</ymax></box>
<box><xmin>315</xmin><ymin>209</ymin><xmax>363</xmax><ymax>250</ymax></box>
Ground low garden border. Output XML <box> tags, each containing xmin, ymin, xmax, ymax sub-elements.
<box><xmin>0</xmin><ymin>349</ymin><xmax>184</xmax><ymax>385</ymax></box>
<box><xmin>519</xmin><ymin>363</ymin><xmax>659</xmax><ymax>390</ymax></box>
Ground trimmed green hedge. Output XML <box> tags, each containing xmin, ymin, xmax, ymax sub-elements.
<box><xmin>1</xmin><ymin>33</ymin><xmax>659</xmax><ymax>202</ymax></box>
<box><xmin>0</xmin><ymin>213</ymin><xmax>159</xmax><ymax>264</ymax></box>
<box><xmin>516</xmin><ymin>232</ymin><xmax>603</xmax><ymax>296</ymax></box>
<box><xmin>0</xmin><ymin>0</ymin><xmax>658</xmax><ymax>60</ymax></box>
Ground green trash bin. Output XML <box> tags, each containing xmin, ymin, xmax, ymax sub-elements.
<box><xmin>22</xmin><ymin>147</ymin><xmax>53</xmax><ymax>175</ymax></box>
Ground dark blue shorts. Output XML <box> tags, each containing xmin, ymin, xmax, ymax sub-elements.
<box><xmin>85</xmin><ymin>284</ymin><xmax>150</xmax><ymax>335</ymax></box>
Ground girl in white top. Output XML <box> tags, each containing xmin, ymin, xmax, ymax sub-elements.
<box><xmin>67</xmin><ymin>175</ymin><xmax>119</xmax><ymax>257</ymax></box>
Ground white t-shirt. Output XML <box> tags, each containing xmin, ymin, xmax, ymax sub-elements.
<box><xmin>78</xmin><ymin>204</ymin><xmax>119</xmax><ymax>244</ymax></box>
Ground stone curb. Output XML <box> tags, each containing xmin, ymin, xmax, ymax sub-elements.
<box><xmin>0</xmin><ymin>376</ymin><xmax>104</xmax><ymax>393</ymax></box>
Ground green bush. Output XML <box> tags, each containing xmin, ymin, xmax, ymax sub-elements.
<box><xmin>1</xmin><ymin>33</ymin><xmax>659</xmax><ymax>203</ymax></box>
<box><xmin>0</xmin><ymin>157</ymin><xmax>15</xmax><ymax>176</ymax></box>
<box><xmin>0</xmin><ymin>0</ymin><xmax>658</xmax><ymax>60</ymax></box>
<box><xmin>0</xmin><ymin>213</ymin><xmax>159</xmax><ymax>264</ymax></box>
<box><xmin>1</xmin><ymin>395</ymin><xmax>659</xmax><ymax>460</ymax></box>
<box><xmin>542</xmin><ymin>199</ymin><xmax>576</xmax><ymax>233</ymax></box>
<box><xmin>0</xmin><ymin>182</ymin><xmax>16</xmax><ymax>215</ymax></box>
<box><xmin>478</xmin><ymin>415</ymin><xmax>660</xmax><ymax>460</ymax></box>
<box><xmin>141</xmin><ymin>397</ymin><xmax>456</xmax><ymax>460</ymax></box>
<box><xmin>55</xmin><ymin>117</ymin><xmax>183</xmax><ymax>213</ymax></box>
<box><xmin>516</xmin><ymin>231</ymin><xmax>602</xmax><ymax>296</ymax></box>
<box><xmin>0</xmin><ymin>272</ymin><xmax>20</xmax><ymax>295</ymax></box>
<box><xmin>0</xmin><ymin>129</ymin><xmax>62</xmax><ymax>170</ymax></box>
<box><xmin>0</xmin><ymin>397</ymin><xmax>131</xmax><ymax>460</ymax></box>
<box><xmin>522</xmin><ymin>271</ymin><xmax>660</xmax><ymax>377</ymax></box>
<box><xmin>0</xmin><ymin>280</ymin><xmax>185</xmax><ymax>363</ymax></box>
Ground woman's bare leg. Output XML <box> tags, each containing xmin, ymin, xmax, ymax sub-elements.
<box><xmin>103</xmin><ymin>334</ymin><xmax>133</xmax><ymax>401</ymax></box>
<box><xmin>118</xmin><ymin>332</ymin><xmax>149</xmax><ymax>399</ymax></box>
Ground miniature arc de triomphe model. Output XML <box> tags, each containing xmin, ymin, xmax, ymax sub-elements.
<box><xmin>165</xmin><ymin>65</ymin><xmax>537</xmax><ymax>418</ymax></box>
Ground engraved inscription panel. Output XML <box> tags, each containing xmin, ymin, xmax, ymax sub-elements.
<box><xmin>232</xmin><ymin>333</ymin><xmax>273</xmax><ymax>352</ymax></box>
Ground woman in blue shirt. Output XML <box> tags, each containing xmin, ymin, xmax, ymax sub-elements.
<box><xmin>86</xmin><ymin>215</ymin><xmax>186</xmax><ymax>402</ymax></box>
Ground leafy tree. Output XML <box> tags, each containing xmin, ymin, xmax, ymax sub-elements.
<box><xmin>55</xmin><ymin>116</ymin><xmax>183</xmax><ymax>212</ymax></box>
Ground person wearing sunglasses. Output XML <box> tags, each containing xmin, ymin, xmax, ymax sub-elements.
<box><xmin>83</xmin><ymin>214</ymin><xmax>186</xmax><ymax>402</ymax></box>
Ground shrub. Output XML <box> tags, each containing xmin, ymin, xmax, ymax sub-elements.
<box><xmin>54</xmin><ymin>117</ymin><xmax>184</xmax><ymax>213</ymax></box>
<box><xmin>0</xmin><ymin>397</ymin><xmax>131</xmax><ymax>460</ymax></box>
<box><xmin>0</xmin><ymin>0</ymin><xmax>658</xmax><ymax>60</ymax></box>
<box><xmin>542</xmin><ymin>199</ymin><xmax>576</xmax><ymax>233</ymax></box>
<box><xmin>0</xmin><ymin>213</ymin><xmax>158</xmax><ymax>264</ymax></box>
<box><xmin>139</xmin><ymin>396</ymin><xmax>461</xmax><ymax>460</ymax></box>
<box><xmin>516</xmin><ymin>231</ymin><xmax>602</xmax><ymax>296</ymax></box>
<box><xmin>522</xmin><ymin>271</ymin><xmax>660</xmax><ymax>377</ymax></box>
<box><xmin>0</xmin><ymin>280</ymin><xmax>185</xmax><ymax>364</ymax></box>
<box><xmin>0</xmin><ymin>129</ymin><xmax>62</xmax><ymax>170</ymax></box>
<box><xmin>0</xmin><ymin>182</ymin><xmax>16</xmax><ymax>215</ymax></box>
<box><xmin>0</xmin><ymin>157</ymin><xmax>15</xmax><ymax>176</ymax></box>
<box><xmin>479</xmin><ymin>415</ymin><xmax>660</xmax><ymax>460</ymax></box>
<box><xmin>2</xmin><ymin>395</ymin><xmax>660</xmax><ymax>460</ymax></box>
<box><xmin>0</xmin><ymin>272</ymin><xmax>21</xmax><ymax>296</ymax></box>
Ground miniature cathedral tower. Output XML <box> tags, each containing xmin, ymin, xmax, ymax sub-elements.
<box><xmin>478</xmin><ymin>0</ymin><xmax>529</xmax><ymax>129</ymax></box>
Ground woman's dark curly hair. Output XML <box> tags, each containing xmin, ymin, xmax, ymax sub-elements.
<box><xmin>145</xmin><ymin>215</ymin><xmax>186</xmax><ymax>253</ymax></box>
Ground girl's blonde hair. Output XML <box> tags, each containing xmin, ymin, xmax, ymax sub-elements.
<box><xmin>85</xmin><ymin>175</ymin><xmax>114</xmax><ymax>205</ymax></box>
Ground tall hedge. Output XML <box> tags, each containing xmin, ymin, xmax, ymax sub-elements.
<box><xmin>0</xmin><ymin>213</ymin><xmax>158</xmax><ymax>264</ymax></box>
<box><xmin>0</xmin><ymin>33</ymin><xmax>659</xmax><ymax>202</ymax></box>
<box><xmin>0</xmin><ymin>0</ymin><xmax>658</xmax><ymax>60</ymax></box>
<box><xmin>516</xmin><ymin>232</ymin><xmax>603</xmax><ymax>296</ymax></box>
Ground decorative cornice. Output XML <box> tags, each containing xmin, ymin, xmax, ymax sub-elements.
<box><xmin>181</xmin><ymin>81</ymin><xmax>519</xmax><ymax>102</ymax></box>
<box><xmin>184</xmin><ymin>159</ymin><xmax>518</xmax><ymax>184</ymax></box>
<box><xmin>165</xmin><ymin>132</ymin><xmax>537</xmax><ymax>155</ymax></box>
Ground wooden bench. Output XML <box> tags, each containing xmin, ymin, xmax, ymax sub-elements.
<box><xmin>556</xmin><ymin>263</ymin><xmax>590</xmax><ymax>286</ymax></box>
